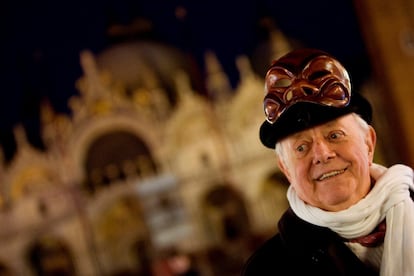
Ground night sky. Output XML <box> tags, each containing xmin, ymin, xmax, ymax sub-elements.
<box><xmin>0</xmin><ymin>0</ymin><xmax>370</xmax><ymax>161</ymax></box>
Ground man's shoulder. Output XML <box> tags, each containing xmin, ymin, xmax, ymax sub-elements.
<box><xmin>241</xmin><ymin>234</ymin><xmax>286</xmax><ymax>275</ymax></box>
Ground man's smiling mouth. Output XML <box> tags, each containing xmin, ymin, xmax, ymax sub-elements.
<box><xmin>317</xmin><ymin>168</ymin><xmax>346</xmax><ymax>181</ymax></box>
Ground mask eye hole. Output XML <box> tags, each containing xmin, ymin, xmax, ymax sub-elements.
<box><xmin>273</xmin><ymin>78</ymin><xmax>292</xmax><ymax>88</ymax></box>
<box><xmin>266</xmin><ymin>67</ymin><xmax>293</xmax><ymax>90</ymax></box>
<box><xmin>308</xmin><ymin>70</ymin><xmax>331</xmax><ymax>81</ymax></box>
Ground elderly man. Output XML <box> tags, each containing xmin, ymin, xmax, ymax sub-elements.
<box><xmin>242</xmin><ymin>49</ymin><xmax>414</xmax><ymax>275</ymax></box>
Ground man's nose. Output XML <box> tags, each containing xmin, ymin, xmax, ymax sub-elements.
<box><xmin>312</xmin><ymin>140</ymin><xmax>335</xmax><ymax>164</ymax></box>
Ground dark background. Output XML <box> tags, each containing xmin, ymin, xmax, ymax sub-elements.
<box><xmin>0</xmin><ymin>0</ymin><xmax>370</xmax><ymax>161</ymax></box>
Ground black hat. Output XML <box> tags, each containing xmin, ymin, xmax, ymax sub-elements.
<box><xmin>259</xmin><ymin>49</ymin><xmax>372</xmax><ymax>149</ymax></box>
<box><xmin>259</xmin><ymin>93</ymin><xmax>372</xmax><ymax>148</ymax></box>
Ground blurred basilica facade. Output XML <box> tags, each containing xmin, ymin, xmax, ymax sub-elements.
<box><xmin>0</xmin><ymin>32</ymin><xmax>292</xmax><ymax>275</ymax></box>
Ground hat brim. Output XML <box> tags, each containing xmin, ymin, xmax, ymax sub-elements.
<box><xmin>259</xmin><ymin>92</ymin><xmax>372</xmax><ymax>149</ymax></box>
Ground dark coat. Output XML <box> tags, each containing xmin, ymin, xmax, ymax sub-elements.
<box><xmin>241</xmin><ymin>208</ymin><xmax>378</xmax><ymax>276</ymax></box>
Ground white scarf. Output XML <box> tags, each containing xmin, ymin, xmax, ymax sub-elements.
<box><xmin>287</xmin><ymin>163</ymin><xmax>414</xmax><ymax>276</ymax></box>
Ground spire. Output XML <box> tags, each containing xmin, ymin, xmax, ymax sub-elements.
<box><xmin>13</xmin><ymin>124</ymin><xmax>30</xmax><ymax>151</ymax></box>
<box><xmin>236</xmin><ymin>55</ymin><xmax>255</xmax><ymax>82</ymax></box>
<box><xmin>174</xmin><ymin>70</ymin><xmax>193</xmax><ymax>103</ymax></box>
<box><xmin>204</xmin><ymin>50</ymin><xmax>233</xmax><ymax>102</ymax></box>
<box><xmin>78</xmin><ymin>50</ymin><xmax>107</xmax><ymax>101</ymax></box>
<box><xmin>268</xmin><ymin>24</ymin><xmax>292</xmax><ymax>60</ymax></box>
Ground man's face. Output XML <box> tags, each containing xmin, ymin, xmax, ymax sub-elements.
<box><xmin>278</xmin><ymin>114</ymin><xmax>376</xmax><ymax>211</ymax></box>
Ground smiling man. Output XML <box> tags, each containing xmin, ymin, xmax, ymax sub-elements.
<box><xmin>277</xmin><ymin>113</ymin><xmax>376</xmax><ymax>212</ymax></box>
<box><xmin>242</xmin><ymin>49</ymin><xmax>414</xmax><ymax>276</ymax></box>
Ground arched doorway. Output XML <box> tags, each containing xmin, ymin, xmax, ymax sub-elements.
<box><xmin>202</xmin><ymin>184</ymin><xmax>251</xmax><ymax>275</ymax></box>
<box><xmin>203</xmin><ymin>185</ymin><xmax>250</xmax><ymax>242</ymax></box>
<box><xmin>93</xmin><ymin>195</ymin><xmax>153</xmax><ymax>275</ymax></box>
<box><xmin>83</xmin><ymin>130</ymin><xmax>157</xmax><ymax>193</ymax></box>
<box><xmin>27</xmin><ymin>236</ymin><xmax>76</xmax><ymax>276</ymax></box>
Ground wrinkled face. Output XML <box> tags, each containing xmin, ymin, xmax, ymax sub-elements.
<box><xmin>277</xmin><ymin>114</ymin><xmax>376</xmax><ymax>211</ymax></box>
<box><xmin>264</xmin><ymin>49</ymin><xmax>351</xmax><ymax>124</ymax></box>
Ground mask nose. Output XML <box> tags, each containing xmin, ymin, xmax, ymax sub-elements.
<box><xmin>285</xmin><ymin>79</ymin><xmax>319</xmax><ymax>101</ymax></box>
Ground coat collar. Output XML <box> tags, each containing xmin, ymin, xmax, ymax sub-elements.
<box><xmin>278</xmin><ymin>207</ymin><xmax>343</xmax><ymax>255</ymax></box>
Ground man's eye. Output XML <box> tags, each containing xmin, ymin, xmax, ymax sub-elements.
<box><xmin>329</xmin><ymin>131</ymin><xmax>344</xmax><ymax>140</ymax></box>
<box><xmin>296</xmin><ymin>145</ymin><xmax>306</xmax><ymax>152</ymax></box>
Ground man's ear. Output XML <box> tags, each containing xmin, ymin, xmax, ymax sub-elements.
<box><xmin>278</xmin><ymin>158</ymin><xmax>292</xmax><ymax>183</ymax></box>
<box><xmin>366</xmin><ymin>125</ymin><xmax>377</xmax><ymax>164</ymax></box>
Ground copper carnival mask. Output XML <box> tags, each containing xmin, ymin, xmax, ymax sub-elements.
<box><xmin>263</xmin><ymin>49</ymin><xmax>351</xmax><ymax>124</ymax></box>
